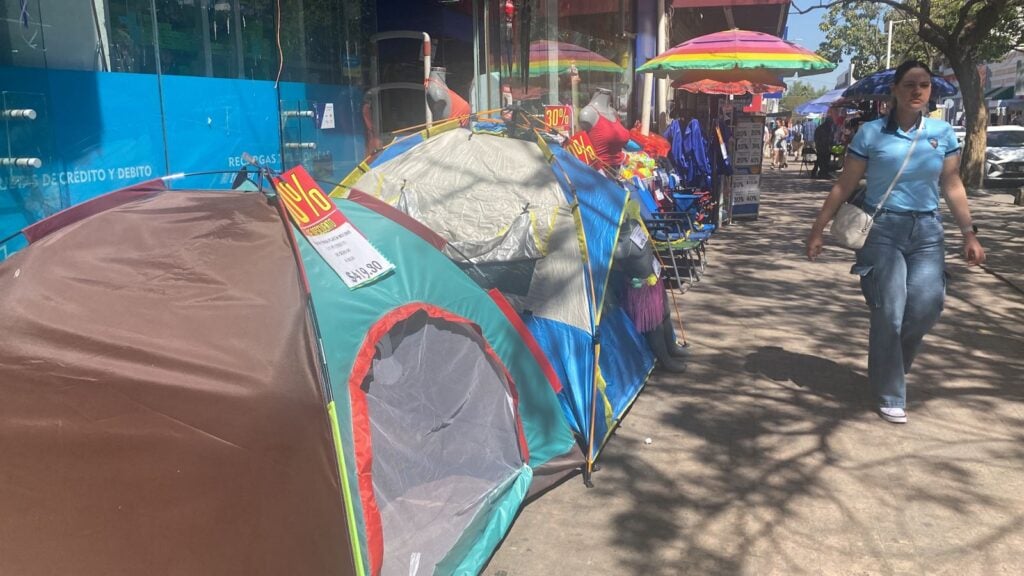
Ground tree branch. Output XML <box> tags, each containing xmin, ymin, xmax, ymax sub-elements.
<box><xmin>951</xmin><ymin>0</ymin><xmax>986</xmax><ymax>41</ymax></box>
<box><xmin>793</xmin><ymin>0</ymin><xmax>951</xmax><ymax>52</ymax></box>
<box><xmin>791</xmin><ymin>0</ymin><xmax>852</xmax><ymax>16</ymax></box>
<box><xmin>961</xmin><ymin>0</ymin><xmax>1008</xmax><ymax>52</ymax></box>
<box><xmin>883</xmin><ymin>0</ymin><xmax>951</xmax><ymax>49</ymax></box>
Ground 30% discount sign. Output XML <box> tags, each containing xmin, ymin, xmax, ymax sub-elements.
<box><xmin>543</xmin><ymin>104</ymin><xmax>573</xmax><ymax>135</ymax></box>
<box><xmin>272</xmin><ymin>166</ymin><xmax>395</xmax><ymax>289</ymax></box>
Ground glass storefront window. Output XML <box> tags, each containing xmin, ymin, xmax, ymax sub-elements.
<box><xmin>0</xmin><ymin>0</ymin><xmax>375</xmax><ymax>258</ymax></box>
<box><xmin>107</xmin><ymin>1</ymin><xmax>160</xmax><ymax>74</ymax></box>
<box><xmin>502</xmin><ymin>0</ymin><xmax>635</xmax><ymax>125</ymax></box>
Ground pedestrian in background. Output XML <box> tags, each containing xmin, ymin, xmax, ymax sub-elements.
<box><xmin>811</xmin><ymin>116</ymin><xmax>834</xmax><ymax>178</ymax></box>
<box><xmin>791</xmin><ymin>121</ymin><xmax>804</xmax><ymax>160</ymax></box>
<box><xmin>773</xmin><ymin>119</ymin><xmax>789</xmax><ymax>169</ymax></box>
<box><xmin>805</xmin><ymin>60</ymin><xmax>985</xmax><ymax>424</ymax></box>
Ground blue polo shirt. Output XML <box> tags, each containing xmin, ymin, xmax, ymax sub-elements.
<box><xmin>847</xmin><ymin>115</ymin><xmax>960</xmax><ymax>212</ymax></box>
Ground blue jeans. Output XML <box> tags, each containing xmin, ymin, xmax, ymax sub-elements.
<box><xmin>852</xmin><ymin>211</ymin><xmax>945</xmax><ymax>408</ymax></box>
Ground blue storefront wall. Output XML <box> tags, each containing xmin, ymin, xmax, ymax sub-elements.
<box><xmin>160</xmin><ymin>75</ymin><xmax>283</xmax><ymax>189</ymax></box>
<box><xmin>1</xmin><ymin>67</ymin><xmax>364</xmax><ymax>258</ymax></box>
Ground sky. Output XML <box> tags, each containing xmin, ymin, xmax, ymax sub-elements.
<box><xmin>783</xmin><ymin>4</ymin><xmax>851</xmax><ymax>91</ymax></box>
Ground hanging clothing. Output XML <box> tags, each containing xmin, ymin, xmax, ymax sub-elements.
<box><xmin>663</xmin><ymin>119</ymin><xmax>689</xmax><ymax>176</ymax></box>
<box><xmin>586</xmin><ymin>112</ymin><xmax>631</xmax><ymax>168</ymax></box>
<box><xmin>682</xmin><ymin>118</ymin><xmax>712</xmax><ymax>190</ymax></box>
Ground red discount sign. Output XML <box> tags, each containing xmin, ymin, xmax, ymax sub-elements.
<box><xmin>566</xmin><ymin>131</ymin><xmax>599</xmax><ymax>166</ymax></box>
<box><xmin>544</xmin><ymin>104</ymin><xmax>573</xmax><ymax>135</ymax></box>
<box><xmin>272</xmin><ymin>165</ymin><xmax>346</xmax><ymax>235</ymax></box>
<box><xmin>272</xmin><ymin>165</ymin><xmax>395</xmax><ymax>289</ymax></box>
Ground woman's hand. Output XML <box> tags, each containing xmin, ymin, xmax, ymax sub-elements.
<box><xmin>964</xmin><ymin>234</ymin><xmax>986</xmax><ymax>266</ymax></box>
<box><xmin>806</xmin><ymin>229</ymin><xmax>825</xmax><ymax>261</ymax></box>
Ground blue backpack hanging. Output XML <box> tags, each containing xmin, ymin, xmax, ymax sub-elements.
<box><xmin>682</xmin><ymin>118</ymin><xmax>712</xmax><ymax>190</ymax></box>
<box><xmin>663</xmin><ymin>119</ymin><xmax>689</xmax><ymax>177</ymax></box>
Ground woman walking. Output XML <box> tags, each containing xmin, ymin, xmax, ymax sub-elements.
<box><xmin>773</xmin><ymin>119</ymin><xmax>789</xmax><ymax>169</ymax></box>
<box><xmin>805</xmin><ymin>60</ymin><xmax>985</xmax><ymax>424</ymax></box>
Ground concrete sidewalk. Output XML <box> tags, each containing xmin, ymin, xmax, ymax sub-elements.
<box><xmin>485</xmin><ymin>167</ymin><xmax>1024</xmax><ymax>576</ymax></box>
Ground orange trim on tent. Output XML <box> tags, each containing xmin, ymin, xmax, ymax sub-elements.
<box><xmin>347</xmin><ymin>302</ymin><xmax>531</xmax><ymax>575</ymax></box>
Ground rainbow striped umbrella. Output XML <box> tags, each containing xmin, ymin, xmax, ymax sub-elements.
<box><xmin>670</xmin><ymin>68</ymin><xmax>786</xmax><ymax>94</ymax></box>
<box><xmin>673</xmin><ymin>78</ymin><xmax>786</xmax><ymax>96</ymax></box>
<box><xmin>637</xmin><ymin>29</ymin><xmax>835</xmax><ymax>77</ymax></box>
<box><xmin>526</xmin><ymin>40</ymin><xmax>622</xmax><ymax>75</ymax></box>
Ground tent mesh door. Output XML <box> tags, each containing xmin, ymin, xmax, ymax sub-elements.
<box><xmin>360</xmin><ymin>310</ymin><xmax>523</xmax><ymax>575</ymax></box>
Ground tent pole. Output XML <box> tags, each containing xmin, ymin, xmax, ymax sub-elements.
<box><xmin>584</xmin><ymin>337</ymin><xmax>600</xmax><ymax>488</ymax></box>
<box><xmin>544</xmin><ymin>144</ymin><xmax>603</xmax><ymax>488</ymax></box>
<box><xmin>668</xmin><ymin>282</ymin><xmax>688</xmax><ymax>346</ymax></box>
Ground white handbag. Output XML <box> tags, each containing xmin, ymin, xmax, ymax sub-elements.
<box><xmin>830</xmin><ymin>117</ymin><xmax>924</xmax><ymax>250</ymax></box>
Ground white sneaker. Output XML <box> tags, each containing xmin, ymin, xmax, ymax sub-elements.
<box><xmin>879</xmin><ymin>407</ymin><xmax>907</xmax><ymax>424</ymax></box>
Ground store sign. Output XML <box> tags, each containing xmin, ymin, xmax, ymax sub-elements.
<box><xmin>731</xmin><ymin>116</ymin><xmax>766</xmax><ymax>167</ymax></box>
<box><xmin>272</xmin><ymin>165</ymin><xmax>395</xmax><ymax>289</ymax></box>
<box><xmin>544</xmin><ymin>104</ymin><xmax>573</xmax><ymax>134</ymax></box>
<box><xmin>315</xmin><ymin>102</ymin><xmax>336</xmax><ymax>130</ymax></box>
<box><xmin>566</xmin><ymin>131</ymin><xmax>599</xmax><ymax>166</ymax></box>
<box><xmin>731</xmin><ymin>174</ymin><xmax>761</xmax><ymax>207</ymax></box>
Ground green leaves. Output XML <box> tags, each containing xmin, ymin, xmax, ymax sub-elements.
<box><xmin>814</xmin><ymin>1</ymin><xmax>1023</xmax><ymax>71</ymax></box>
<box><xmin>815</xmin><ymin>2</ymin><xmax>932</xmax><ymax>76</ymax></box>
<box><xmin>807</xmin><ymin>0</ymin><xmax>1024</xmax><ymax>188</ymax></box>
<box><xmin>780</xmin><ymin>81</ymin><xmax>829</xmax><ymax>112</ymax></box>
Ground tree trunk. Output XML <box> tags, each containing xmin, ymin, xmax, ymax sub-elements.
<box><xmin>950</xmin><ymin>58</ymin><xmax>987</xmax><ymax>190</ymax></box>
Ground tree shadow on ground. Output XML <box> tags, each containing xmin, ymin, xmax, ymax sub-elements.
<box><xmin>743</xmin><ymin>345</ymin><xmax>869</xmax><ymax>406</ymax></box>
<box><xmin>583</xmin><ymin>171</ymin><xmax>1024</xmax><ymax>575</ymax></box>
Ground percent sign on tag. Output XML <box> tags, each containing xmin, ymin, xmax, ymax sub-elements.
<box><xmin>544</xmin><ymin>104</ymin><xmax>573</xmax><ymax>135</ymax></box>
<box><xmin>272</xmin><ymin>165</ymin><xmax>395</xmax><ymax>289</ymax></box>
<box><xmin>567</xmin><ymin>131</ymin><xmax>599</xmax><ymax>166</ymax></box>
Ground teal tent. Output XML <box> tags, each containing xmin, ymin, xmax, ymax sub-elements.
<box><xmin>0</xmin><ymin>180</ymin><xmax>580</xmax><ymax>576</ymax></box>
<box><xmin>338</xmin><ymin>124</ymin><xmax>655</xmax><ymax>480</ymax></box>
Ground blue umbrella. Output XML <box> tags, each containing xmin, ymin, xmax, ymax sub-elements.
<box><xmin>842</xmin><ymin>68</ymin><xmax>958</xmax><ymax>100</ymax></box>
<box><xmin>794</xmin><ymin>88</ymin><xmax>847</xmax><ymax>115</ymax></box>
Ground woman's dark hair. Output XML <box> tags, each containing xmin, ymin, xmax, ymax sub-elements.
<box><xmin>888</xmin><ymin>60</ymin><xmax>935</xmax><ymax>126</ymax></box>
<box><xmin>893</xmin><ymin>59</ymin><xmax>934</xmax><ymax>84</ymax></box>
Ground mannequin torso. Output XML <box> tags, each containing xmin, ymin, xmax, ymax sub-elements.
<box><xmin>426</xmin><ymin>68</ymin><xmax>453</xmax><ymax>119</ymax></box>
<box><xmin>425</xmin><ymin>67</ymin><xmax>470</xmax><ymax>122</ymax></box>
<box><xmin>578</xmin><ymin>89</ymin><xmax>617</xmax><ymax>132</ymax></box>
<box><xmin>580</xmin><ymin>89</ymin><xmax>630</xmax><ymax>167</ymax></box>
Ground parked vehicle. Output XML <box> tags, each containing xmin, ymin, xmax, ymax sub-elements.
<box><xmin>984</xmin><ymin>125</ymin><xmax>1024</xmax><ymax>184</ymax></box>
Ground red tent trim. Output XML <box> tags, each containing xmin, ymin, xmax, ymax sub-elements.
<box><xmin>22</xmin><ymin>179</ymin><xmax>167</xmax><ymax>243</ymax></box>
<box><xmin>347</xmin><ymin>302</ymin><xmax>530</xmax><ymax>576</ymax></box>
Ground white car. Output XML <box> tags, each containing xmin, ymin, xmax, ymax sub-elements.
<box><xmin>985</xmin><ymin>125</ymin><xmax>1024</xmax><ymax>183</ymax></box>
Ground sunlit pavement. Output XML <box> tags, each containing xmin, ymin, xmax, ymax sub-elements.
<box><xmin>485</xmin><ymin>164</ymin><xmax>1024</xmax><ymax>576</ymax></box>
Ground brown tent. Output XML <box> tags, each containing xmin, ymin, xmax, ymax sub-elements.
<box><xmin>0</xmin><ymin>184</ymin><xmax>357</xmax><ymax>575</ymax></box>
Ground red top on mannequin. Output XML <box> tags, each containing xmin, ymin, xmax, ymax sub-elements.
<box><xmin>587</xmin><ymin>111</ymin><xmax>630</xmax><ymax>168</ymax></box>
<box><xmin>589</xmin><ymin>114</ymin><xmax>626</xmax><ymax>167</ymax></box>
<box><xmin>580</xmin><ymin>89</ymin><xmax>630</xmax><ymax>168</ymax></box>
<box><xmin>426</xmin><ymin>71</ymin><xmax>471</xmax><ymax>125</ymax></box>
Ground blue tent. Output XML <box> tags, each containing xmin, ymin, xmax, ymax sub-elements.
<box><xmin>795</xmin><ymin>88</ymin><xmax>846</xmax><ymax>115</ymax></box>
<box><xmin>337</xmin><ymin>124</ymin><xmax>654</xmax><ymax>472</ymax></box>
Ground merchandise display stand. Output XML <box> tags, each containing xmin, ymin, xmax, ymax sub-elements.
<box><xmin>726</xmin><ymin>110</ymin><xmax>765</xmax><ymax>221</ymax></box>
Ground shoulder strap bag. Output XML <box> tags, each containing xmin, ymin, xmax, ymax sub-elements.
<box><xmin>830</xmin><ymin>116</ymin><xmax>925</xmax><ymax>250</ymax></box>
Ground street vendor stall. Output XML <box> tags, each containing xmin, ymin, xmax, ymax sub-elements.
<box><xmin>638</xmin><ymin>29</ymin><xmax>836</xmax><ymax>222</ymax></box>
